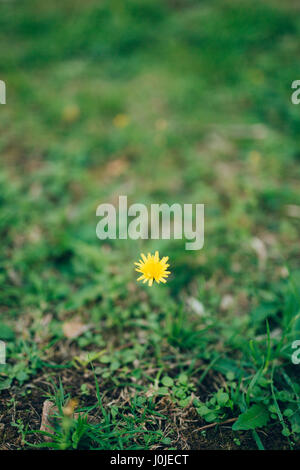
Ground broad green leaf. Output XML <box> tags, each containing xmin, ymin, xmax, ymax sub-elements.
<box><xmin>157</xmin><ymin>387</ymin><xmax>169</xmax><ymax>396</ymax></box>
<box><xmin>0</xmin><ymin>378</ymin><xmax>11</xmax><ymax>391</ymax></box>
<box><xmin>232</xmin><ymin>404</ymin><xmax>269</xmax><ymax>430</ymax></box>
<box><xmin>161</xmin><ymin>376</ymin><xmax>174</xmax><ymax>387</ymax></box>
<box><xmin>204</xmin><ymin>412</ymin><xmax>218</xmax><ymax>422</ymax></box>
<box><xmin>197</xmin><ymin>405</ymin><xmax>210</xmax><ymax>417</ymax></box>
<box><xmin>217</xmin><ymin>391</ymin><xmax>229</xmax><ymax>406</ymax></box>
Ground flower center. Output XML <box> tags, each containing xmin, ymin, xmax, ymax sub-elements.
<box><xmin>145</xmin><ymin>261</ymin><xmax>163</xmax><ymax>279</ymax></box>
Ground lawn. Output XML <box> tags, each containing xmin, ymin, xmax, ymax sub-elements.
<box><xmin>0</xmin><ymin>0</ymin><xmax>300</xmax><ymax>450</ymax></box>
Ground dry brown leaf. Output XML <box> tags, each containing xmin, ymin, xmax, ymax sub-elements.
<box><xmin>62</xmin><ymin>320</ymin><xmax>89</xmax><ymax>339</ymax></box>
<box><xmin>250</xmin><ymin>237</ymin><xmax>267</xmax><ymax>269</ymax></box>
<box><xmin>40</xmin><ymin>400</ymin><xmax>57</xmax><ymax>441</ymax></box>
<box><xmin>220</xmin><ymin>294</ymin><xmax>234</xmax><ymax>311</ymax></box>
<box><xmin>186</xmin><ymin>297</ymin><xmax>205</xmax><ymax>316</ymax></box>
<box><xmin>40</xmin><ymin>399</ymin><xmax>97</xmax><ymax>442</ymax></box>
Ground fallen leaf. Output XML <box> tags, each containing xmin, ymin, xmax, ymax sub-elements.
<box><xmin>40</xmin><ymin>400</ymin><xmax>57</xmax><ymax>441</ymax></box>
<box><xmin>285</xmin><ymin>204</ymin><xmax>300</xmax><ymax>218</ymax></box>
<box><xmin>220</xmin><ymin>294</ymin><xmax>234</xmax><ymax>311</ymax></box>
<box><xmin>186</xmin><ymin>297</ymin><xmax>205</xmax><ymax>316</ymax></box>
<box><xmin>251</xmin><ymin>237</ymin><xmax>267</xmax><ymax>269</ymax></box>
<box><xmin>62</xmin><ymin>320</ymin><xmax>89</xmax><ymax>339</ymax></box>
<box><xmin>40</xmin><ymin>399</ymin><xmax>97</xmax><ymax>442</ymax></box>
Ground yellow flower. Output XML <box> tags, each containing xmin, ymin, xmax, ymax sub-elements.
<box><xmin>63</xmin><ymin>398</ymin><xmax>78</xmax><ymax>417</ymax></box>
<box><xmin>135</xmin><ymin>251</ymin><xmax>171</xmax><ymax>286</ymax></box>
<box><xmin>61</xmin><ymin>104</ymin><xmax>80</xmax><ymax>123</ymax></box>
<box><xmin>113</xmin><ymin>113</ymin><xmax>130</xmax><ymax>128</ymax></box>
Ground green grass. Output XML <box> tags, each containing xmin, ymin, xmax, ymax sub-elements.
<box><xmin>0</xmin><ymin>0</ymin><xmax>300</xmax><ymax>450</ymax></box>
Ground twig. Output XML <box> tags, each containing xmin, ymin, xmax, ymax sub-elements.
<box><xmin>193</xmin><ymin>417</ymin><xmax>238</xmax><ymax>432</ymax></box>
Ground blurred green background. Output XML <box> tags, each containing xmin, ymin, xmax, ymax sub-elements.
<box><xmin>0</xmin><ymin>0</ymin><xmax>300</xmax><ymax>450</ymax></box>
<box><xmin>1</xmin><ymin>0</ymin><xmax>300</xmax><ymax>297</ymax></box>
